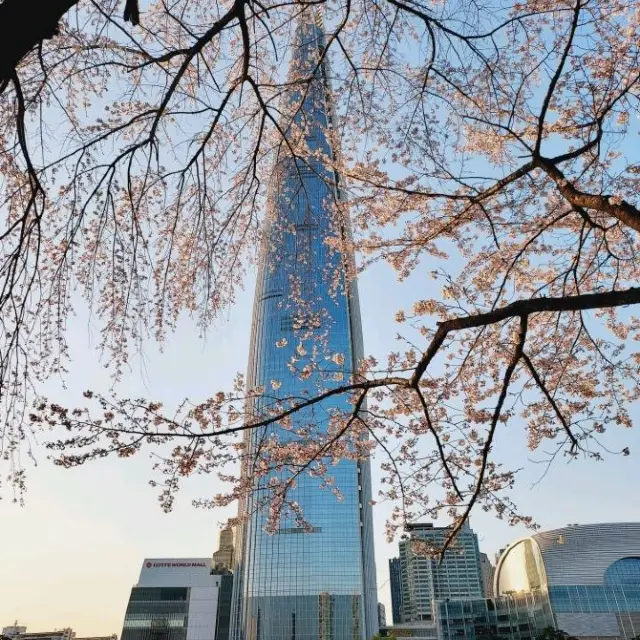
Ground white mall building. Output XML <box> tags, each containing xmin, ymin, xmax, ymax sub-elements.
<box><xmin>120</xmin><ymin>558</ymin><xmax>223</xmax><ymax>640</ymax></box>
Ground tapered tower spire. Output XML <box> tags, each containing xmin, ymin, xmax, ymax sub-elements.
<box><xmin>230</xmin><ymin>13</ymin><xmax>378</xmax><ymax>640</ymax></box>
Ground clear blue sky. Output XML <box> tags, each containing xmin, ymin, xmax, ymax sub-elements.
<box><xmin>1</xmin><ymin>253</ymin><xmax>638</xmax><ymax>636</ymax></box>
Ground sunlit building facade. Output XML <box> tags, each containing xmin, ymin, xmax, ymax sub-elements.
<box><xmin>398</xmin><ymin>522</ymin><xmax>484</xmax><ymax>623</ymax></box>
<box><xmin>230</xmin><ymin>14</ymin><xmax>378</xmax><ymax>640</ymax></box>
<box><xmin>495</xmin><ymin>522</ymin><xmax>640</xmax><ymax>639</ymax></box>
<box><xmin>213</xmin><ymin>523</ymin><xmax>235</xmax><ymax>573</ymax></box>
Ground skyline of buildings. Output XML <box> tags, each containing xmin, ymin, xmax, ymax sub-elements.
<box><xmin>230</xmin><ymin>13</ymin><xmax>378</xmax><ymax>640</ymax></box>
<box><xmin>385</xmin><ymin>520</ymin><xmax>640</xmax><ymax>640</ymax></box>
<box><xmin>6</xmin><ymin>519</ymin><xmax>640</xmax><ymax>640</ymax></box>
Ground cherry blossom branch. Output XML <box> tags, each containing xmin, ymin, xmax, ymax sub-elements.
<box><xmin>413</xmin><ymin>385</ymin><xmax>463</xmax><ymax>500</ymax></box>
<box><xmin>535</xmin><ymin>157</ymin><xmax>640</xmax><ymax>233</ymax></box>
<box><xmin>147</xmin><ymin>0</ymin><xmax>252</xmax><ymax>141</ymax></box>
<box><xmin>412</xmin><ymin>287</ymin><xmax>640</xmax><ymax>385</ymax></box>
<box><xmin>269</xmin><ymin>389</ymin><xmax>369</xmax><ymax>501</ymax></box>
<box><xmin>442</xmin><ymin>314</ymin><xmax>528</xmax><ymax>551</ymax></box>
<box><xmin>521</xmin><ymin>352</ymin><xmax>580</xmax><ymax>453</ymax></box>
<box><xmin>535</xmin><ymin>0</ymin><xmax>583</xmax><ymax>154</ymax></box>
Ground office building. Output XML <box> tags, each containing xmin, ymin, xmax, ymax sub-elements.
<box><xmin>378</xmin><ymin>604</ymin><xmax>387</xmax><ymax>628</ymax></box>
<box><xmin>435</xmin><ymin>592</ymin><xmax>553</xmax><ymax>640</ymax></box>
<box><xmin>480</xmin><ymin>553</ymin><xmax>495</xmax><ymax>598</ymax></box>
<box><xmin>120</xmin><ymin>558</ymin><xmax>222</xmax><ymax>640</ymax></box>
<box><xmin>212</xmin><ymin>523</ymin><xmax>235</xmax><ymax>573</ymax></box>
<box><xmin>495</xmin><ymin>522</ymin><xmax>640</xmax><ymax>639</ymax></box>
<box><xmin>389</xmin><ymin>557</ymin><xmax>404</xmax><ymax>624</ymax></box>
<box><xmin>215</xmin><ymin>574</ymin><xmax>234</xmax><ymax>640</ymax></box>
<box><xmin>212</xmin><ymin>523</ymin><xmax>235</xmax><ymax>640</ymax></box>
<box><xmin>230</xmin><ymin>12</ymin><xmax>378</xmax><ymax>640</ymax></box>
<box><xmin>398</xmin><ymin>522</ymin><xmax>484</xmax><ymax>623</ymax></box>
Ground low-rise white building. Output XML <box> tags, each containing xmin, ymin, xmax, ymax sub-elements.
<box><xmin>381</xmin><ymin>621</ymin><xmax>439</xmax><ymax>640</ymax></box>
<box><xmin>1</xmin><ymin>628</ymin><xmax>76</xmax><ymax>640</ymax></box>
<box><xmin>120</xmin><ymin>558</ymin><xmax>222</xmax><ymax>640</ymax></box>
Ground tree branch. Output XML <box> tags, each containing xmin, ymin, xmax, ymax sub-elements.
<box><xmin>442</xmin><ymin>314</ymin><xmax>528</xmax><ymax>554</ymax></box>
<box><xmin>0</xmin><ymin>0</ymin><xmax>79</xmax><ymax>90</ymax></box>
<box><xmin>536</xmin><ymin>157</ymin><xmax>640</xmax><ymax>232</ymax></box>
<box><xmin>412</xmin><ymin>287</ymin><xmax>640</xmax><ymax>384</ymax></box>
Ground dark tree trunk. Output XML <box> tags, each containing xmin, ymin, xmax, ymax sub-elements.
<box><xmin>0</xmin><ymin>0</ymin><xmax>80</xmax><ymax>87</ymax></box>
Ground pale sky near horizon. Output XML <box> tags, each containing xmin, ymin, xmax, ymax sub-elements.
<box><xmin>1</xmin><ymin>253</ymin><xmax>639</xmax><ymax>637</ymax></box>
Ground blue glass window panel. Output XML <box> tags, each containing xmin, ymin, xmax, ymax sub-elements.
<box><xmin>550</xmin><ymin>585</ymin><xmax>640</xmax><ymax>613</ymax></box>
<box><xmin>604</xmin><ymin>558</ymin><xmax>640</xmax><ymax>586</ymax></box>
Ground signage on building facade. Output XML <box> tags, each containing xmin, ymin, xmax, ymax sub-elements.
<box><xmin>145</xmin><ymin>561</ymin><xmax>208</xmax><ymax>568</ymax></box>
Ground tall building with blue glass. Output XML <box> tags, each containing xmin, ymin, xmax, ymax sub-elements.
<box><xmin>230</xmin><ymin>13</ymin><xmax>378</xmax><ymax>640</ymax></box>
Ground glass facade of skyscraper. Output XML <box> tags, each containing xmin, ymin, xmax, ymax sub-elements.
<box><xmin>230</xmin><ymin>14</ymin><xmax>378</xmax><ymax>640</ymax></box>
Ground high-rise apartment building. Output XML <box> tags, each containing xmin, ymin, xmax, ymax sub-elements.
<box><xmin>398</xmin><ymin>522</ymin><xmax>484</xmax><ymax>623</ymax></box>
<box><xmin>230</xmin><ymin>13</ymin><xmax>378</xmax><ymax>640</ymax></box>
<box><xmin>389</xmin><ymin>558</ymin><xmax>404</xmax><ymax>624</ymax></box>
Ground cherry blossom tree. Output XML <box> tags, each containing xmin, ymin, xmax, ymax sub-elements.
<box><xmin>2</xmin><ymin>0</ymin><xmax>640</xmax><ymax>546</ymax></box>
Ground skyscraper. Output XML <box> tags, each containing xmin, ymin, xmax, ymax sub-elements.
<box><xmin>230</xmin><ymin>13</ymin><xmax>378</xmax><ymax>640</ymax></box>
